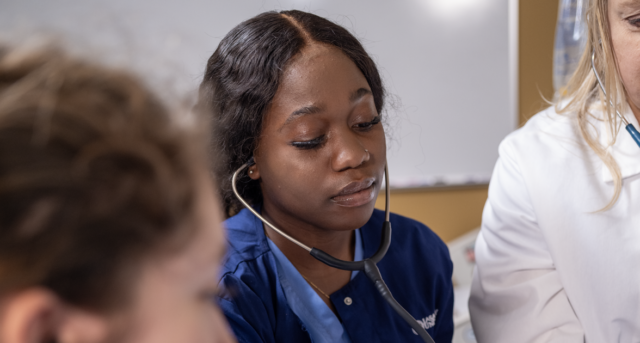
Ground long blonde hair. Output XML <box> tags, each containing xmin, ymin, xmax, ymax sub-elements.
<box><xmin>556</xmin><ymin>0</ymin><xmax>626</xmax><ymax>210</ymax></box>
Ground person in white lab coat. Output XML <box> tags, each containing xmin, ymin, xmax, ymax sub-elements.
<box><xmin>469</xmin><ymin>0</ymin><xmax>640</xmax><ymax>342</ymax></box>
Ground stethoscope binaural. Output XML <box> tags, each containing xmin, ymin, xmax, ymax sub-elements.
<box><xmin>232</xmin><ymin>159</ymin><xmax>436</xmax><ymax>343</ymax></box>
<box><xmin>591</xmin><ymin>49</ymin><xmax>640</xmax><ymax>148</ymax></box>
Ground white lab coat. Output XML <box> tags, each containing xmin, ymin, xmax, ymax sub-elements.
<box><xmin>469</xmin><ymin>105</ymin><xmax>640</xmax><ymax>343</ymax></box>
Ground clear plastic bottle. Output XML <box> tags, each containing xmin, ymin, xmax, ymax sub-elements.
<box><xmin>553</xmin><ymin>0</ymin><xmax>588</xmax><ymax>95</ymax></box>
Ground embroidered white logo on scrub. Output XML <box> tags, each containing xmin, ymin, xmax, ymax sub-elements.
<box><xmin>412</xmin><ymin>309</ymin><xmax>438</xmax><ymax>335</ymax></box>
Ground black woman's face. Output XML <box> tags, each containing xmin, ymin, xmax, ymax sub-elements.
<box><xmin>250</xmin><ymin>43</ymin><xmax>386</xmax><ymax>232</ymax></box>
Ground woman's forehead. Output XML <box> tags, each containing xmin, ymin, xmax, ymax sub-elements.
<box><xmin>285</xmin><ymin>43</ymin><xmax>350</xmax><ymax>73</ymax></box>
<box><xmin>277</xmin><ymin>44</ymin><xmax>368</xmax><ymax>100</ymax></box>
<box><xmin>611</xmin><ymin>0</ymin><xmax>640</xmax><ymax>10</ymax></box>
<box><xmin>264</xmin><ymin>47</ymin><xmax>372</xmax><ymax>129</ymax></box>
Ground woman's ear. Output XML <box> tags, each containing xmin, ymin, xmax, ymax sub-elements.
<box><xmin>247</xmin><ymin>154</ymin><xmax>261</xmax><ymax>180</ymax></box>
<box><xmin>247</xmin><ymin>164</ymin><xmax>261</xmax><ymax>180</ymax></box>
<box><xmin>0</xmin><ymin>288</ymin><xmax>109</xmax><ymax>343</ymax></box>
<box><xmin>0</xmin><ymin>288</ymin><xmax>62</xmax><ymax>343</ymax></box>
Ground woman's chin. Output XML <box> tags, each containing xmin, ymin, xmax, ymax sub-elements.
<box><xmin>326</xmin><ymin>201</ymin><xmax>377</xmax><ymax>231</ymax></box>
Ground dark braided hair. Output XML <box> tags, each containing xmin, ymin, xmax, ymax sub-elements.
<box><xmin>199</xmin><ymin>10</ymin><xmax>385</xmax><ymax>216</ymax></box>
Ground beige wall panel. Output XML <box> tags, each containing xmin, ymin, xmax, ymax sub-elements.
<box><xmin>519</xmin><ymin>0</ymin><xmax>559</xmax><ymax>125</ymax></box>
<box><xmin>375</xmin><ymin>186</ymin><xmax>488</xmax><ymax>243</ymax></box>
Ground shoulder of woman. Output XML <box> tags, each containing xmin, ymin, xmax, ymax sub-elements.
<box><xmin>510</xmin><ymin>105</ymin><xmax>578</xmax><ymax>140</ymax></box>
<box><xmin>218</xmin><ymin>213</ymin><xmax>276</xmax><ymax>294</ymax></box>
<box><xmin>221</xmin><ymin>207</ymin><xmax>273</xmax><ymax>272</ymax></box>
<box><xmin>218</xmin><ymin>249</ymin><xmax>279</xmax><ymax>305</ymax></box>
<box><xmin>499</xmin><ymin>105</ymin><xmax>587</xmax><ymax>162</ymax></box>
<box><xmin>217</xmin><ymin>268</ymin><xmax>284</xmax><ymax>343</ymax></box>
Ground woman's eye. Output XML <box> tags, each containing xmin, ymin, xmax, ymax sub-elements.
<box><xmin>291</xmin><ymin>135</ymin><xmax>326</xmax><ymax>150</ymax></box>
<box><xmin>627</xmin><ymin>17</ymin><xmax>640</xmax><ymax>27</ymax></box>
<box><xmin>355</xmin><ymin>116</ymin><xmax>381</xmax><ymax>131</ymax></box>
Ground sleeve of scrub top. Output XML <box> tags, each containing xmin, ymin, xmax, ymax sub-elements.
<box><xmin>218</xmin><ymin>275</ymin><xmax>271</xmax><ymax>343</ymax></box>
<box><xmin>468</xmin><ymin>137</ymin><xmax>584</xmax><ymax>343</ymax></box>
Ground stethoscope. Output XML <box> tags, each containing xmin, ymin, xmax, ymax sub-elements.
<box><xmin>591</xmin><ymin>49</ymin><xmax>640</xmax><ymax>148</ymax></box>
<box><xmin>232</xmin><ymin>159</ymin><xmax>435</xmax><ymax>343</ymax></box>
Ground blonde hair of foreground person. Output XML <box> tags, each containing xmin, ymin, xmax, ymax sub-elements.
<box><xmin>556</xmin><ymin>0</ymin><xmax>631</xmax><ymax>210</ymax></box>
<box><xmin>0</xmin><ymin>46</ymin><xmax>235</xmax><ymax>343</ymax></box>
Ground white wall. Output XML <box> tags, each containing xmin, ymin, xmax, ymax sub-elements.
<box><xmin>0</xmin><ymin>0</ymin><xmax>517</xmax><ymax>188</ymax></box>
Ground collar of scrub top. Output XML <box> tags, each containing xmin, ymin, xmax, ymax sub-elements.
<box><xmin>591</xmin><ymin>49</ymin><xmax>640</xmax><ymax>148</ymax></box>
<box><xmin>231</xmin><ymin>156</ymin><xmax>436</xmax><ymax>343</ymax></box>
<box><xmin>266</xmin><ymin>229</ymin><xmax>362</xmax><ymax>343</ymax></box>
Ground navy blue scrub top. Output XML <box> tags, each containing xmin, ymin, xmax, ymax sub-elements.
<box><xmin>218</xmin><ymin>207</ymin><xmax>454</xmax><ymax>343</ymax></box>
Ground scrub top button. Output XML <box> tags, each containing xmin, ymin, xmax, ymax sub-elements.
<box><xmin>344</xmin><ymin>297</ymin><xmax>353</xmax><ymax>305</ymax></box>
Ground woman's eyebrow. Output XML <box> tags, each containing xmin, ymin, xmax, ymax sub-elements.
<box><xmin>281</xmin><ymin>105</ymin><xmax>324</xmax><ymax>129</ymax></box>
<box><xmin>619</xmin><ymin>0</ymin><xmax>640</xmax><ymax>11</ymax></box>
<box><xmin>280</xmin><ymin>88</ymin><xmax>371</xmax><ymax>129</ymax></box>
<box><xmin>291</xmin><ymin>105</ymin><xmax>323</xmax><ymax>117</ymax></box>
<box><xmin>350</xmin><ymin>88</ymin><xmax>372</xmax><ymax>102</ymax></box>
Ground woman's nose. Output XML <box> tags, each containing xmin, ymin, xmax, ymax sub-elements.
<box><xmin>331</xmin><ymin>133</ymin><xmax>370</xmax><ymax>172</ymax></box>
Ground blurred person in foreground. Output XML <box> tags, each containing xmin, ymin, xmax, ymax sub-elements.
<box><xmin>0</xmin><ymin>45</ymin><xmax>236</xmax><ymax>343</ymax></box>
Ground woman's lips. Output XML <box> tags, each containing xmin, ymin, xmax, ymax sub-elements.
<box><xmin>331</xmin><ymin>179</ymin><xmax>376</xmax><ymax>207</ymax></box>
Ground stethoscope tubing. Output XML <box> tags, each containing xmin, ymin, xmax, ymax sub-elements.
<box><xmin>591</xmin><ymin>50</ymin><xmax>640</xmax><ymax>148</ymax></box>
<box><xmin>231</xmin><ymin>159</ymin><xmax>312</xmax><ymax>253</ymax></box>
<box><xmin>231</xmin><ymin>161</ymin><xmax>435</xmax><ymax>343</ymax></box>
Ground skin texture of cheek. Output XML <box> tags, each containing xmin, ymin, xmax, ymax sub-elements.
<box><xmin>613</xmin><ymin>37</ymin><xmax>640</xmax><ymax>112</ymax></box>
<box><xmin>115</xmin><ymin>176</ymin><xmax>235</xmax><ymax>343</ymax></box>
<box><xmin>610</xmin><ymin>0</ymin><xmax>640</xmax><ymax>118</ymax></box>
<box><xmin>257</xmin><ymin>138</ymin><xmax>385</xmax><ymax>233</ymax></box>
<box><xmin>116</xmin><ymin>242</ymin><xmax>235</xmax><ymax>343</ymax></box>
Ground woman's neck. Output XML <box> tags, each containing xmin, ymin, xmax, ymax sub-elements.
<box><xmin>261</xmin><ymin>208</ymin><xmax>355</xmax><ymax>276</ymax></box>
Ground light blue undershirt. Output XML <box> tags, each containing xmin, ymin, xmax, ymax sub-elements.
<box><xmin>267</xmin><ymin>229</ymin><xmax>363</xmax><ymax>343</ymax></box>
